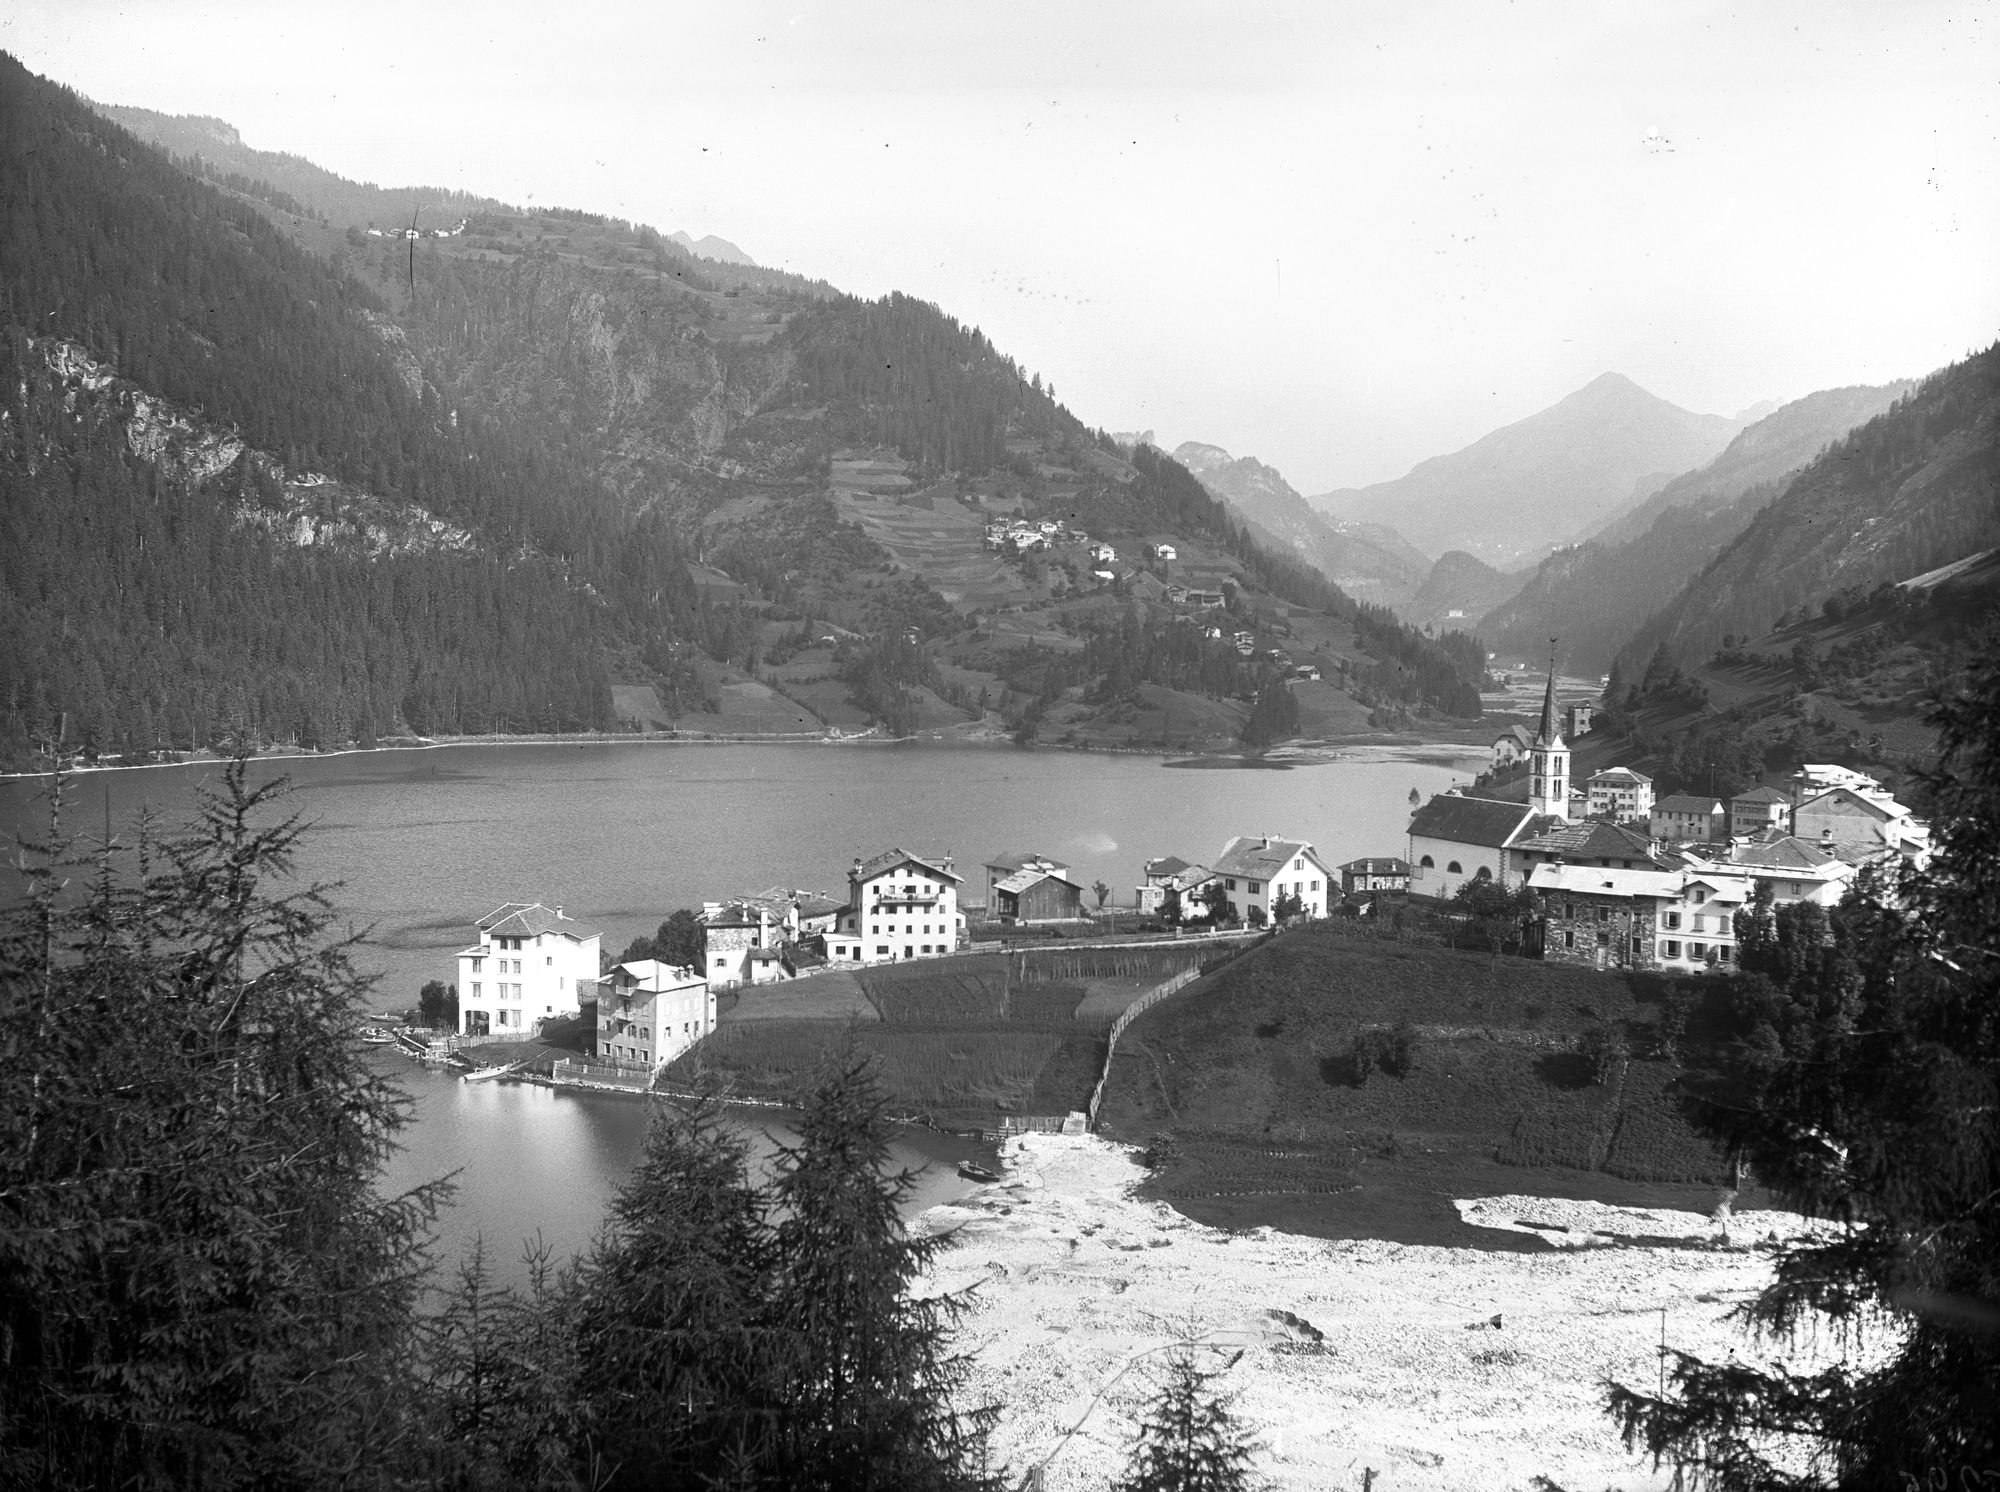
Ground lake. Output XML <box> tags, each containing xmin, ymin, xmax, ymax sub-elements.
<box><xmin>2</xmin><ymin>738</ymin><xmax>1479</xmax><ymax>1278</ymax></box>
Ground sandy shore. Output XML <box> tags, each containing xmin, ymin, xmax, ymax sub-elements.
<box><xmin>919</xmin><ymin>1134</ymin><xmax>1859</xmax><ymax>1491</ymax></box>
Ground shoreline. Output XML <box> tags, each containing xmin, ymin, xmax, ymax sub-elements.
<box><xmin>2</xmin><ymin>728</ymin><xmax>1488</xmax><ymax>783</ymax></box>
<box><xmin>921</xmin><ymin>1132</ymin><xmax>1861</xmax><ymax>1492</ymax></box>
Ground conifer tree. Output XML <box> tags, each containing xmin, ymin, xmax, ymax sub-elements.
<box><xmin>1116</xmin><ymin>1348</ymin><xmax>1262</xmax><ymax>1492</ymax></box>
<box><xmin>567</xmin><ymin>1094</ymin><xmax>779</xmax><ymax>1490</ymax></box>
<box><xmin>1606</xmin><ymin>630</ymin><xmax>2000</xmax><ymax>1484</ymax></box>
<box><xmin>766</xmin><ymin>1042</ymin><xmax>999</xmax><ymax>1492</ymax></box>
<box><xmin>0</xmin><ymin>759</ymin><xmax>441</xmax><ymax>1488</ymax></box>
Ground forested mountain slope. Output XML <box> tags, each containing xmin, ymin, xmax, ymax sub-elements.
<box><xmin>1613</xmin><ymin>344</ymin><xmax>2000</xmax><ymax>679</ymax></box>
<box><xmin>0</xmin><ymin>54</ymin><xmax>1490</xmax><ymax>766</ymax></box>
<box><xmin>0</xmin><ymin>56</ymin><xmax>715</xmax><ymax>760</ymax></box>
<box><xmin>1480</xmin><ymin>380</ymin><xmax>1920</xmax><ymax>675</ymax></box>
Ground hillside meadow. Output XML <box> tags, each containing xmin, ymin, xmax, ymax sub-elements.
<box><xmin>1096</xmin><ymin>920</ymin><xmax>1752</xmax><ymax>1246</ymax></box>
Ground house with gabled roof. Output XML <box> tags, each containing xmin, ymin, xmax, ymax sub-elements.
<box><xmin>456</xmin><ymin>902</ymin><xmax>600</xmax><ymax>1037</ymax></box>
<box><xmin>1490</xmin><ymin>723</ymin><xmax>1535</xmax><ymax>768</ymax></box>
<box><xmin>1584</xmin><ymin>767</ymin><xmax>1654</xmax><ymax>825</ymax></box>
<box><xmin>983</xmin><ymin>851</ymin><xmax>1070</xmax><ymax>912</ymax></box>
<box><xmin>1652</xmin><ymin>794</ymin><xmax>1726</xmax><ymax>843</ymax></box>
<box><xmin>596</xmin><ymin>960</ymin><xmax>713</xmax><ymax>1071</ymax></box>
<box><xmin>1135</xmin><ymin>856</ymin><xmax>1219</xmax><ymax>917</ymax></box>
<box><xmin>1338</xmin><ymin>858</ymin><xmax>1410</xmax><ymax>895</ymax></box>
<box><xmin>1682</xmin><ymin>830</ymin><xmax>1856</xmax><ymax>908</ymax></box>
<box><xmin>1791</xmin><ymin>785</ymin><xmax>1928</xmax><ymax>865</ymax></box>
<box><xmin>993</xmin><ymin>863</ymin><xmax>1086</xmax><ymax>924</ymax></box>
<box><xmin>1209</xmin><ymin>835</ymin><xmax>1333</xmax><ymax>922</ymax></box>
<box><xmin>1510</xmin><ymin>818</ymin><xmax>1666</xmax><ymax>877</ymax></box>
<box><xmin>1729</xmin><ymin>785</ymin><xmax>1793</xmax><ymax>838</ymax></box>
<box><xmin>831</xmin><ymin>848</ymin><xmax>966</xmax><ymax>964</ymax></box>
<box><xmin>1530</xmin><ymin>863</ymin><xmax>1752</xmax><ymax>973</ymax></box>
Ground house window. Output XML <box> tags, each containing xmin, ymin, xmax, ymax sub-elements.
<box><xmin>470</xmin><ymin>982</ymin><xmax>481</xmax><ymax>998</ymax></box>
<box><xmin>1718</xmin><ymin>945</ymin><xmax>1734</xmax><ymax>963</ymax></box>
<box><xmin>1688</xmin><ymin>942</ymin><xmax>1706</xmax><ymax>960</ymax></box>
<box><xmin>1664</xmin><ymin>912</ymin><xmax>1681</xmax><ymax>930</ymax></box>
<box><xmin>1447</xmin><ymin>861</ymin><xmax>1462</xmax><ymax>875</ymax></box>
<box><xmin>472</xmin><ymin>957</ymin><xmax>484</xmax><ymax>973</ymax></box>
<box><xmin>1692</xmin><ymin>888</ymin><xmax>1708</xmax><ymax>904</ymax></box>
<box><xmin>1664</xmin><ymin>940</ymin><xmax>1682</xmax><ymax>959</ymax></box>
<box><xmin>714</xmin><ymin>957</ymin><xmax>727</xmax><ymax>968</ymax></box>
<box><xmin>1420</xmin><ymin>855</ymin><xmax>1435</xmax><ymax>868</ymax></box>
<box><xmin>876</xmin><ymin>945</ymin><xmax>889</xmax><ymax>956</ymax></box>
<box><xmin>1597</xmin><ymin>930</ymin><xmax>1610</xmax><ymax>947</ymax></box>
<box><xmin>1226</xmin><ymin>879</ymin><xmax>1237</xmax><ymax>890</ymax></box>
<box><xmin>1475</xmin><ymin>867</ymin><xmax>1492</xmax><ymax>882</ymax></box>
<box><xmin>1311</xmin><ymin>880</ymin><xmax>1320</xmax><ymax>891</ymax></box>
<box><xmin>1597</xmin><ymin>907</ymin><xmax>1609</xmax><ymax>923</ymax></box>
<box><xmin>1563</xmin><ymin>930</ymin><xmax>1575</xmax><ymax>950</ymax></box>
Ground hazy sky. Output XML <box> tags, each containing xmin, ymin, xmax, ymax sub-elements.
<box><xmin>6</xmin><ymin>1</ymin><xmax>1995</xmax><ymax>491</ymax></box>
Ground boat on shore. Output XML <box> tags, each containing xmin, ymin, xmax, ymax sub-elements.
<box><xmin>957</xmin><ymin>1161</ymin><xmax>1002</xmax><ymax>1183</ymax></box>
<box><xmin>462</xmin><ymin>1060</ymin><xmax>526</xmax><ymax>1083</ymax></box>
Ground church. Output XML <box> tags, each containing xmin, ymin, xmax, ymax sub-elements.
<box><xmin>1407</xmin><ymin>653</ymin><xmax>1573</xmax><ymax>900</ymax></box>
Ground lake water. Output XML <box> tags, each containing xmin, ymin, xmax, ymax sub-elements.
<box><xmin>2</xmin><ymin>739</ymin><xmax>1478</xmax><ymax>1279</ymax></box>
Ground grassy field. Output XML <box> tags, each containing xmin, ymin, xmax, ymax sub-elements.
<box><xmin>666</xmin><ymin>951</ymin><xmax>1177</xmax><ymax>1122</ymax></box>
<box><xmin>1096</xmin><ymin>923</ymin><xmax>1748</xmax><ymax>1245</ymax></box>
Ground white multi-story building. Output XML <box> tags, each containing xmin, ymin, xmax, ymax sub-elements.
<box><xmin>829</xmin><ymin>849</ymin><xmax>966</xmax><ymax>964</ymax></box>
<box><xmin>456</xmin><ymin>902</ymin><xmax>599</xmax><ymax>1037</ymax></box>
<box><xmin>1585</xmin><ymin>767</ymin><xmax>1654</xmax><ymax>825</ymax></box>
<box><xmin>1209</xmin><ymin>835</ymin><xmax>1333</xmax><ymax>922</ymax></box>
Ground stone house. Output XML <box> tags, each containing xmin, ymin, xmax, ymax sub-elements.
<box><xmin>596</xmin><ymin>960</ymin><xmax>713</xmax><ymax>1070</ymax></box>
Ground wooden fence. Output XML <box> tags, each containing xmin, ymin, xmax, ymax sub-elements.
<box><xmin>1085</xmin><ymin>967</ymin><xmax>1199</xmax><ymax>1130</ymax></box>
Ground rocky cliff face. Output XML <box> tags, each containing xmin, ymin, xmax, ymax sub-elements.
<box><xmin>33</xmin><ymin>337</ymin><xmax>475</xmax><ymax>560</ymax></box>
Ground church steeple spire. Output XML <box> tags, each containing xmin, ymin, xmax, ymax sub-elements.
<box><xmin>1533</xmin><ymin>639</ymin><xmax>1562</xmax><ymax>749</ymax></box>
<box><xmin>1528</xmin><ymin>640</ymin><xmax>1570</xmax><ymax>819</ymax></box>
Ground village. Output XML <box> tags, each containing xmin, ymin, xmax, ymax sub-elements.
<box><xmin>428</xmin><ymin>665</ymin><xmax>1928</xmax><ymax>1091</ymax></box>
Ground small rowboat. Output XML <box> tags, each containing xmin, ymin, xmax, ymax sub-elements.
<box><xmin>461</xmin><ymin>1060</ymin><xmax>526</xmax><ymax>1083</ymax></box>
<box><xmin>957</xmin><ymin>1161</ymin><xmax>1002</xmax><ymax>1184</ymax></box>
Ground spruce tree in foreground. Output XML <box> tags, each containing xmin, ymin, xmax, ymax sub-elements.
<box><xmin>1116</xmin><ymin>1348</ymin><xmax>1262</xmax><ymax>1492</ymax></box>
<box><xmin>1605</xmin><ymin>631</ymin><xmax>2000</xmax><ymax>1484</ymax></box>
<box><xmin>0</xmin><ymin>760</ymin><xmax>442</xmax><ymax>1489</ymax></box>
<box><xmin>766</xmin><ymin>1043</ymin><xmax>1000</xmax><ymax>1492</ymax></box>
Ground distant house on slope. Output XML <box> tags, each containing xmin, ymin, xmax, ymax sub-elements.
<box><xmin>1490</xmin><ymin>724</ymin><xmax>1534</xmax><ymax>768</ymax></box>
<box><xmin>1135</xmin><ymin>855</ymin><xmax>1218</xmax><ymax>916</ymax></box>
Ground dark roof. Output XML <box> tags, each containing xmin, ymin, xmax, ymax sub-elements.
<box><xmin>1339</xmin><ymin>858</ymin><xmax>1410</xmax><ymax>874</ymax></box>
<box><xmin>1732</xmin><ymin>785</ymin><xmax>1791</xmax><ymax>806</ymax></box>
<box><xmin>1587</xmin><ymin>767</ymin><xmax>1653</xmax><ymax>785</ymax></box>
<box><xmin>1407</xmin><ymin>795</ymin><xmax>1540</xmax><ymax>849</ymax></box>
<box><xmin>479</xmin><ymin>902</ymin><xmax>594</xmax><ymax>939</ymax></box>
<box><xmin>1731</xmin><ymin>833</ymin><xmax>1837</xmax><ymax>869</ymax></box>
<box><xmin>1532</xmin><ymin>655</ymin><xmax>1562</xmax><ymax>750</ymax></box>
<box><xmin>1145</xmin><ymin>855</ymin><xmax>1194</xmax><ymax>877</ymax></box>
<box><xmin>1655</xmin><ymin>794</ymin><xmax>1723</xmax><ymax>814</ymax></box>
<box><xmin>1481</xmin><ymin>774</ymin><xmax>1534</xmax><ymax>803</ymax></box>
<box><xmin>1211</xmin><ymin>836</ymin><xmax>1322</xmax><ymax>879</ymax></box>
<box><xmin>1513</xmin><ymin>819</ymin><xmax>1664</xmax><ymax>866</ymax></box>
<box><xmin>853</xmin><ymin>848</ymin><xmax>962</xmax><ymax>883</ymax></box>
<box><xmin>985</xmin><ymin>850</ymin><xmax>1067</xmax><ymax>873</ymax></box>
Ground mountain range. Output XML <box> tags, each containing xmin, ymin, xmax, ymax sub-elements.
<box><xmin>1310</xmin><ymin>373</ymin><xmax>1746</xmax><ymax>568</ymax></box>
<box><xmin>1479</xmin><ymin>379</ymin><xmax>1917</xmax><ymax>674</ymax></box>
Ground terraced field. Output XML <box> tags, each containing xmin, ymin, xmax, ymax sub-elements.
<box><xmin>829</xmin><ymin>449</ymin><xmax>1030</xmax><ymax>607</ymax></box>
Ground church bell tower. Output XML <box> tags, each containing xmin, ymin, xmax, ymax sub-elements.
<box><xmin>1528</xmin><ymin>641</ymin><xmax>1569</xmax><ymax>820</ymax></box>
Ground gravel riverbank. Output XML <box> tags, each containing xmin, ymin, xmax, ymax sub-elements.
<box><xmin>919</xmin><ymin>1133</ymin><xmax>1863</xmax><ymax>1491</ymax></box>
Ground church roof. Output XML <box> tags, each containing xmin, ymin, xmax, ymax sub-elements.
<box><xmin>1530</xmin><ymin>650</ymin><xmax>1565</xmax><ymax>751</ymax></box>
<box><xmin>1408</xmin><ymin>795</ymin><xmax>1542</xmax><ymax>849</ymax></box>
